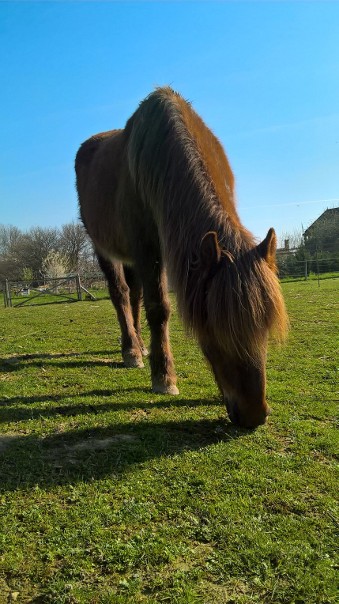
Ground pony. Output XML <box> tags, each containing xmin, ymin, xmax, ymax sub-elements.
<box><xmin>75</xmin><ymin>87</ymin><xmax>288</xmax><ymax>428</ymax></box>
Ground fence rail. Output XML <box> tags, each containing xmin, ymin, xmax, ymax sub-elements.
<box><xmin>276</xmin><ymin>256</ymin><xmax>339</xmax><ymax>281</ymax></box>
<box><xmin>3</xmin><ymin>263</ymin><xmax>339</xmax><ymax>308</ymax></box>
<box><xmin>3</xmin><ymin>274</ymin><xmax>96</xmax><ymax>308</ymax></box>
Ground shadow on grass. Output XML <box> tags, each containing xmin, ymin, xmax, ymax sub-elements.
<box><xmin>0</xmin><ymin>390</ymin><xmax>213</xmax><ymax>421</ymax></box>
<box><xmin>10</xmin><ymin>298</ymin><xmax>79</xmax><ymax>308</ymax></box>
<box><xmin>0</xmin><ymin>413</ymin><xmax>248</xmax><ymax>492</ymax></box>
<box><xmin>0</xmin><ymin>350</ymin><xmax>123</xmax><ymax>372</ymax></box>
<box><xmin>0</xmin><ymin>350</ymin><xmax>248</xmax><ymax>492</ymax></box>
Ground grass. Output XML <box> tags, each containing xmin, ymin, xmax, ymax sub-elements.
<box><xmin>280</xmin><ymin>272</ymin><xmax>339</xmax><ymax>284</ymax></box>
<box><xmin>5</xmin><ymin>287</ymin><xmax>108</xmax><ymax>308</ymax></box>
<box><xmin>0</xmin><ymin>279</ymin><xmax>338</xmax><ymax>603</ymax></box>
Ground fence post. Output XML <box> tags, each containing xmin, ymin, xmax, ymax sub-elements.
<box><xmin>304</xmin><ymin>260</ymin><xmax>308</xmax><ymax>280</ymax></box>
<box><xmin>75</xmin><ymin>274</ymin><xmax>82</xmax><ymax>301</ymax></box>
<box><xmin>4</xmin><ymin>279</ymin><xmax>12</xmax><ymax>307</ymax></box>
<box><xmin>316</xmin><ymin>250</ymin><xmax>320</xmax><ymax>287</ymax></box>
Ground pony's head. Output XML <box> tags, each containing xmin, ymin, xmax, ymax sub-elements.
<box><xmin>193</xmin><ymin>228</ymin><xmax>288</xmax><ymax>429</ymax></box>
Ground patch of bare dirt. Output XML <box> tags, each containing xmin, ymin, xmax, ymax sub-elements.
<box><xmin>45</xmin><ymin>434</ymin><xmax>138</xmax><ymax>466</ymax></box>
<box><xmin>63</xmin><ymin>435</ymin><xmax>136</xmax><ymax>452</ymax></box>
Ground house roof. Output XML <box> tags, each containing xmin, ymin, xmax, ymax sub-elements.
<box><xmin>303</xmin><ymin>207</ymin><xmax>339</xmax><ymax>237</ymax></box>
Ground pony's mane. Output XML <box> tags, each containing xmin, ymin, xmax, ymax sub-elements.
<box><xmin>125</xmin><ymin>87</ymin><xmax>288</xmax><ymax>359</ymax></box>
<box><xmin>187</xmin><ymin>249</ymin><xmax>288</xmax><ymax>361</ymax></box>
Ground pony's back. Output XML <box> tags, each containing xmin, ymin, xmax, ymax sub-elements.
<box><xmin>76</xmin><ymin>129</ymin><xmax>138</xmax><ymax>263</ymax></box>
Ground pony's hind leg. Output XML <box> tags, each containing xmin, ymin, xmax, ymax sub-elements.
<box><xmin>138</xmin><ymin>260</ymin><xmax>178</xmax><ymax>395</ymax></box>
<box><xmin>97</xmin><ymin>255</ymin><xmax>144</xmax><ymax>368</ymax></box>
<box><xmin>123</xmin><ymin>265</ymin><xmax>148</xmax><ymax>357</ymax></box>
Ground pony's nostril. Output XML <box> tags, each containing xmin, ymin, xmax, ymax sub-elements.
<box><xmin>225</xmin><ymin>396</ymin><xmax>269</xmax><ymax>429</ymax></box>
<box><xmin>225</xmin><ymin>398</ymin><xmax>240</xmax><ymax>425</ymax></box>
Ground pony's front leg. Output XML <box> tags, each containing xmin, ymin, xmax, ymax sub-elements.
<box><xmin>140</xmin><ymin>262</ymin><xmax>179</xmax><ymax>395</ymax></box>
<box><xmin>97</xmin><ymin>256</ymin><xmax>144</xmax><ymax>368</ymax></box>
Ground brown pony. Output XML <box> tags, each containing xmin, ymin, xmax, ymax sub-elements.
<box><xmin>75</xmin><ymin>87</ymin><xmax>288</xmax><ymax>428</ymax></box>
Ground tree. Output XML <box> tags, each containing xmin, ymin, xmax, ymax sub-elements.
<box><xmin>42</xmin><ymin>250</ymin><xmax>68</xmax><ymax>279</ymax></box>
<box><xmin>0</xmin><ymin>225</ymin><xmax>24</xmax><ymax>281</ymax></box>
<box><xmin>277</xmin><ymin>229</ymin><xmax>303</xmax><ymax>251</ymax></box>
<box><xmin>0</xmin><ymin>222</ymin><xmax>100</xmax><ymax>282</ymax></box>
<box><xmin>59</xmin><ymin>222</ymin><xmax>89</xmax><ymax>272</ymax></box>
<box><xmin>19</xmin><ymin>227</ymin><xmax>60</xmax><ymax>278</ymax></box>
<box><xmin>0</xmin><ymin>224</ymin><xmax>23</xmax><ymax>256</ymax></box>
<box><xmin>21</xmin><ymin>267</ymin><xmax>33</xmax><ymax>285</ymax></box>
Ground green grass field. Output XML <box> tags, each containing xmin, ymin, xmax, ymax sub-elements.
<box><xmin>0</xmin><ymin>279</ymin><xmax>338</xmax><ymax>603</ymax></box>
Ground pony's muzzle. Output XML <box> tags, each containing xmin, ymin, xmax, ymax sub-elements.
<box><xmin>225</xmin><ymin>398</ymin><xmax>271</xmax><ymax>429</ymax></box>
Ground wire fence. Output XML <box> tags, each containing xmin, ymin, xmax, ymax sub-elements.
<box><xmin>276</xmin><ymin>254</ymin><xmax>339</xmax><ymax>282</ymax></box>
<box><xmin>2</xmin><ymin>261</ymin><xmax>339</xmax><ymax>308</ymax></box>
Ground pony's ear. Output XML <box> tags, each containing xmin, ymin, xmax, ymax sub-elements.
<box><xmin>200</xmin><ymin>231</ymin><xmax>221</xmax><ymax>271</ymax></box>
<box><xmin>257</xmin><ymin>227</ymin><xmax>277</xmax><ymax>271</ymax></box>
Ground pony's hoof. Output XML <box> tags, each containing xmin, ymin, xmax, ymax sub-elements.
<box><xmin>152</xmin><ymin>382</ymin><xmax>179</xmax><ymax>395</ymax></box>
<box><xmin>123</xmin><ymin>352</ymin><xmax>144</xmax><ymax>368</ymax></box>
<box><xmin>166</xmin><ymin>384</ymin><xmax>179</xmax><ymax>395</ymax></box>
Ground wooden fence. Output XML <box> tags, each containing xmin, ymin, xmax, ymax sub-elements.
<box><xmin>3</xmin><ymin>275</ymin><xmax>95</xmax><ymax>308</ymax></box>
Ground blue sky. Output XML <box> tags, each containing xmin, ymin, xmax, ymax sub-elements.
<box><xmin>1</xmin><ymin>1</ymin><xmax>338</xmax><ymax>243</ymax></box>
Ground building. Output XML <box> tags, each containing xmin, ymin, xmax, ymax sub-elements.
<box><xmin>303</xmin><ymin>207</ymin><xmax>339</xmax><ymax>241</ymax></box>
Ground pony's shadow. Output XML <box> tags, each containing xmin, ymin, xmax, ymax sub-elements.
<box><xmin>0</xmin><ymin>351</ymin><xmax>249</xmax><ymax>492</ymax></box>
<box><xmin>1</xmin><ymin>413</ymin><xmax>248</xmax><ymax>492</ymax></box>
<box><xmin>0</xmin><ymin>391</ymin><xmax>214</xmax><ymax>422</ymax></box>
<box><xmin>0</xmin><ymin>350</ymin><xmax>123</xmax><ymax>372</ymax></box>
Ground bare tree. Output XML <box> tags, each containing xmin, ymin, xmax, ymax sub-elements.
<box><xmin>278</xmin><ymin>229</ymin><xmax>303</xmax><ymax>251</ymax></box>
<box><xmin>0</xmin><ymin>224</ymin><xmax>23</xmax><ymax>256</ymax></box>
<box><xmin>0</xmin><ymin>225</ymin><xmax>25</xmax><ymax>280</ymax></box>
<box><xmin>19</xmin><ymin>226</ymin><xmax>60</xmax><ymax>278</ymax></box>
<box><xmin>0</xmin><ymin>222</ymin><xmax>101</xmax><ymax>282</ymax></box>
<box><xmin>59</xmin><ymin>222</ymin><xmax>89</xmax><ymax>272</ymax></box>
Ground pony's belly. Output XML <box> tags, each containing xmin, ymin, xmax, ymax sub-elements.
<box><xmin>95</xmin><ymin>238</ymin><xmax>134</xmax><ymax>266</ymax></box>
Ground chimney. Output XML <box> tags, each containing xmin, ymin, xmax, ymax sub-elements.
<box><xmin>284</xmin><ymin>239</ymin><xmax>290</xmax><ymax>251</ymax></box>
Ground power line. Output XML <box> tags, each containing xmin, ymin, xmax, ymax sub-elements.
<box><xmin>241</xmin><ymin>198</ymin><xmax>339</xmax><ymax>210</ymax></box>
